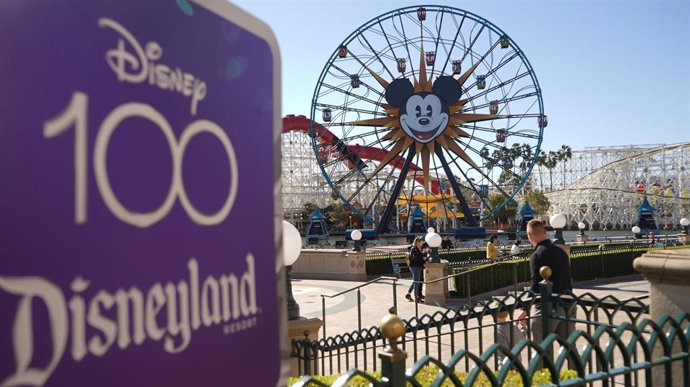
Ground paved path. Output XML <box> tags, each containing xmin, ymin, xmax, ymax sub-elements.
<box><xmin>293</xmin><ymin>276</ymin><xmax>649</xmax><ymax>338</ymax></box>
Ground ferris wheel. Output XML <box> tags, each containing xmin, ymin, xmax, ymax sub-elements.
<box><xmin>310</xmin><ymin>5</ymin><xmax>545</xmax><ymax>234</ymax></box>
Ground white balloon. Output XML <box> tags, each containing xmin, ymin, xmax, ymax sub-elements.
<box><xmin>425</xmin><ymin>232</ymin><xmax>442</xmax><ymax>248</ymax></box>
<box><xmin>282</xmin><ymin>220</ymin><xmax>302</xmax><ymax>266</ymax></box>
<box><xmin>351</xmin><ymin>229</ymin><xmax>362</xmax><ymax>241</ymax></box>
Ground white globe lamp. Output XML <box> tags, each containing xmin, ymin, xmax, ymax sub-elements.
<box><xmin>550</xmin><ymin>213</ymin><xmax>567</xmax><ymax>244</ymax></box>
<box><xmin>282</xmin><ymin>220</ymin><xmax>302</xmax><ymax>320</ymax></box>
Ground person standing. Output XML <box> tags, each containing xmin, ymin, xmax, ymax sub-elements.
<box><xmin>490</xmin><ymin>301</ymin><xmax>527</xmax><ymax>366</ymax></box>
<box><xmin>405</xmin><ymin>236</ymin><xmax>428</xmax><ymax>302</ymax></box>
<box><xmin>510</xmin><ymin>239</ymin><xmax>521</xmax><ymax>256</ymax></box>
<box><xmin>486</xmin><ymin>234</ymin><xmax>501</xmax><ymax>260</ymax></box>
<box><xmin>648</xmin><ymin>232</ymin><xmax>656</xmax><ymax>246</ymax></box>
<box><xmin>526</xmin><ymin>220</ymin><xmax>574</xmax><ymax>351</ymax></box>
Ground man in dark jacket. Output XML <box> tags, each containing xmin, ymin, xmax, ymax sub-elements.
<box><xmin>528</xmin><ymin>221</ymin><xmax>572</xmax><ymax>294</ymax></box>
<box><xmin>526</xmin><ymin>219</ymin><xmax>575</xmax><ymax>357</ymax></box>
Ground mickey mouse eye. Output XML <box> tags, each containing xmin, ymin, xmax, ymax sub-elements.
<box><xmin>415</xmin><ymin>105</ymin><xmax>422</xmax><ymax>117</ymax></box>
<box><xmin>426</xmin><ymin>105</ymin><xmax>433</xmax><ymax>116</ymax></box>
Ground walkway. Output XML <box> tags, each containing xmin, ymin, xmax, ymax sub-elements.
<box><xmin>292</xmin><ymin>276</ymin><xmax>650</xmax><ymax>338</ymax></box>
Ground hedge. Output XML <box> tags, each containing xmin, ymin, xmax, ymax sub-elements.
<box><xmin>451</xmin><ymin>244</ymin><xmax>689</xmax><ymax>298</ymax></box>
<box><xmin>365</xmin><ymin>243</ymin><xmax>688</xmax><ymax>298</ymax></box>
<box><xmin>289</xmin><ymin>366</ymin><xmax>577</xmax><ymax>386</ymax></box>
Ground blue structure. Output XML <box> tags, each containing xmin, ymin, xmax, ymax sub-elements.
<box><xmin>408</xmin><ymin>206</ymin><xmax>427</xmax><ymax>234</ymax></box>
<box><xmin>516</xmin><ymin>202</ymin><xmax>536</xmax><ymax>239</ymax></box>
<box><xmin>306</xmin><ymin>209</ymin><xmax>329</xmax><ymax>241</ymax></box>
<box><xmin>636</xmin><ymin>196</ymin><xmax>658</xmax><ymax>231</ymax></box>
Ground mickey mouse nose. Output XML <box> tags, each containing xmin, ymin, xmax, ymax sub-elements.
<box><xmin>419</xmin><ymin>117</ymin><xmax>430</xmax><ymax>125</ymax></box>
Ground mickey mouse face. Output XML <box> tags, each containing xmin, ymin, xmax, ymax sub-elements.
<box><xmin>385</xmin><ymin>75</ymin><xmax>463</xmax><ymax>145</ymax></box>
<box><xmin>400</xmin><ymin>93</ymin><xmax>449</xmax><ymax>143</ymax></box>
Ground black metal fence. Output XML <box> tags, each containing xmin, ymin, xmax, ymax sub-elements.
<box><xmin>291</xmin><ymin>275</ymin><xmax>690</xmax><ymax>386</ymax></box>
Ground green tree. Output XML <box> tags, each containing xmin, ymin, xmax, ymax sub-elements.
<box><xmin>323</xmin><ymin>203</ymin><xmax>350</xmax><ymax>227</ymax></box>
<box><xmin>300</xmin><ymin>202</ymin><xmax>318</xmax><ymax>221</ymax></box>
<box><xmin>524</xmin><ymin>190</ymin><xmax>550</xmax><ymax>215</ymax></box>
<box><xmin>488</xmin><ymin>193</ymin><xmax>517</xmax><ymax>222</ymax></box>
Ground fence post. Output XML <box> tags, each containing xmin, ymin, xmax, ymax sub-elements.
<box><xmin>538</xmin><ymin>266</ymin><xmax>553</xmax><ymax>366</ymax></box>
<box><xmin>379</xmin><ymin>307</ymin><xmax>407</xmax><ymax>387</ymax></box>
<box><xmin>301</xmin><ymin>330</ymin><xmax>312</xmax><ymax>376</ymax></box>
<box><xmin>321</xmin><ymin>296</ymin><xmax>326</xmax><ymax>340</ymax></box>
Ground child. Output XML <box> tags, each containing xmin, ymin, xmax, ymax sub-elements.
<box><xmin>491</xmin><ymin>301</ymin><xmax>527</xmax><ymax>366</ymax></box>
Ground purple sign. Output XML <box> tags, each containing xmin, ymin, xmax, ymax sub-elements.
<box><xmin>0</xmin><ymin>1</ymin><xmax>282</xmax><ymax>385</ymax></box>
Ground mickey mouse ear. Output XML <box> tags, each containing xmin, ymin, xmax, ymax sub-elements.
<box><xmin>432</xmin><ymin>76</ymin><xmax>463</xmax><ymax>103</ymax></box>
<box><xmin>385</xmin><ymin>78</ymin><xmax>414</xmax><ymax>106</ymax></box>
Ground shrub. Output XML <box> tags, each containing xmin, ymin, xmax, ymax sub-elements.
<box><xmin>289</xmin><ymin>366</ymin><xmax>578</xmax><ymax>386</ymax></box>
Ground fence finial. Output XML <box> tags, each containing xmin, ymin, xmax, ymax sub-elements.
<box><xmin>539</xmin><ymin>265</ymin><xmax>552</xmax><ymax>281</ymax></box>
<box><xmin>380</xmin><ymin>306</ymin><xmax>405</xmax><ymax>353</ymax></box>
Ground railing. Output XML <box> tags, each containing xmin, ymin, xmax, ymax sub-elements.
<box><xmin>291</xmin><ymin>270</ymin><xmax>690</xmax><ymax>387</ymax></box>
<box><xmin>320</xmin><ymin>276</ymin><xmax>399</xmax><ymax>339</ymax></box>
<box><xmin>294</xmin><ymin>288</ymin><xmax>650</xmax><ymax>377</ymax></box>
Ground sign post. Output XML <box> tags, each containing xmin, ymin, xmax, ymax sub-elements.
<box><xmin>0</xmin><ymin>0</ymin><xmax>284</xmax><ymax>385</ymax></box>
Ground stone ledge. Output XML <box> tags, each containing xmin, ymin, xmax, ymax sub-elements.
<box><xmin>633</xmin><ymin>248</ymin><xmax>690</xmax><ymax>285</ymax></box>
<box><xmin>291</xmin><ymin>249</ymin><xmax>367</xmax><ymax>281</ymax></box>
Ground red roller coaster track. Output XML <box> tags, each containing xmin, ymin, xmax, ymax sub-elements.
<box><xmin>282</xmin><ymin>115</ymin><xmax>426</xmax><ymax>188</ymax></box>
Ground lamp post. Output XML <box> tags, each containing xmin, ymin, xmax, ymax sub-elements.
<box><xmin>679</xmin><ymin>218</ymin><xmax>690</xmax><ymax>244</ymax></box>
<box><xmin>425</xmin><ymin>231</ymin><xmax>442</xmax><ymax>263</ymax></box>
<box><xmin>283</xmin><ymin>220</ymin><xmax>302</xmax><ymax>320</ymax></box>
<box><xmin>576</xmin><ymin>221</ymin><xmax>587</xmax><ymax>243</ymax></box>
<box><xmin>349</xmin><ymin>215</ymin><xmax>352</xmax><ymax>229</ymax></box>
<box><xmin>550</xmin><ymin>213</ymin><xmax>567</xmax><ymax>245</ymax></box>
<box><xmin>351</xmin><ymin>229</ymin><xmax>362</xmax><ymax>252</ymax></box>
<box><xmin>632</xmin><ymin>225</ymin><xmax>642</xmax><ymax>240</ymax></box>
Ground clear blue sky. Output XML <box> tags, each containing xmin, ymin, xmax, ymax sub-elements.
<box><xmin>233</xmin><ymin>0</ymin><xmax>689</xmax><ymax>152</ymax></box>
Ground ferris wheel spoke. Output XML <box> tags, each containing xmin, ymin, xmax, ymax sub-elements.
<box><xmin>430</xmin><ymin>152</ymin><xmax>465</xmax><ymax>211</ymax></box>
<box><xmin>376</xmin><ymin>147</ymin><xmax>417</xmax><ymax>234</ymax></box>
<box><xmin>457</xmin><ymin>124</ymin><xmax>541</xmax><ymax>140</ymax></box>
<box><xmin>320</xmin><ymin>82</ymin><xmax>383</xmax><ymax>107</ymax></box>
<box><xmin>344</xmin><ymin>165</ymin><xmax>393</xmax><ymax>205</ymax></box>
<box><xmin>442</xmin><ymin>148</ymin><xmax>493</xmax><ymax>211</ymax></box>
<box><xmin>438</xmin><ymin>15</ymin><xmax>466</xmax><ymax>75</ymax></box>
<box><xmin>434</xmin><ymin>144</ymin><xmax>478</xmax><ymax>226</ymax></box>
<box><xmin>376</xmin><ymin>20</ymin><xmax>402</xmax><ymax>65</ymax></box>
<box><xmin>344</xmin><ymin>130</ymin><xmax>392</xmax><ymax>144</ymax></box>
<box><xmin>458</xmin><ymin>23</ymin><xmax>485</xmax><ymax>70</ymax></box>
<box><xmin>360</xmin><ymin>166</ymin><xmax>398</xmax><ymax>217</ymax></box>
<box><xmin>357</xmin><ymin>31</ymin><xmax>396</xmax><ymax>79</ymax></box>
<box><xmin>329</xmin><ymin>64</ymin><xmax>385</xmax><ymax>98</ymax></box>
<box><xmin>317</xmin><ymin>103</ymin><xmax>386</xmax><ymax>117</ymax></box>
<box><xmin>459</xmin><ymin>135</ymin><xmax>506</xmax><ymax>153</ymax></box>
<box><xmin>395</xmin><ymin>12</ymin><xmax>417</xmax><ymax>78</ymax></box>
<box><xmin>462</xmin><ymin>71</ymin><xmax>531</xmax><ymax>104</ymax></box>
<box><xmin>460</xmin><ymin>91</ymin><xmax>538</xmax><ymax>113</ymax></box>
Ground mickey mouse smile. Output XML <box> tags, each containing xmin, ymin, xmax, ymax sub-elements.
<box><xmin>383</xmin><ymin>75</ymin><xmax>463</xmax><ymax>145</ymax></box>
<box><xmin>399</xmin><ymin>94</ymin><xmax>449</xmax><ymax>143</ymax></box>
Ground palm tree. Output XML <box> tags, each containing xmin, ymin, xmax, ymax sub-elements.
<box><xmin>557</xmin><ymin>145</ymin><xmax>572</xmax><ymax>188</ymax></box>
<box><xmin>537</xmin><ymin>151</ymin><xmax>547</xmax><ymax>191</ymax></box>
